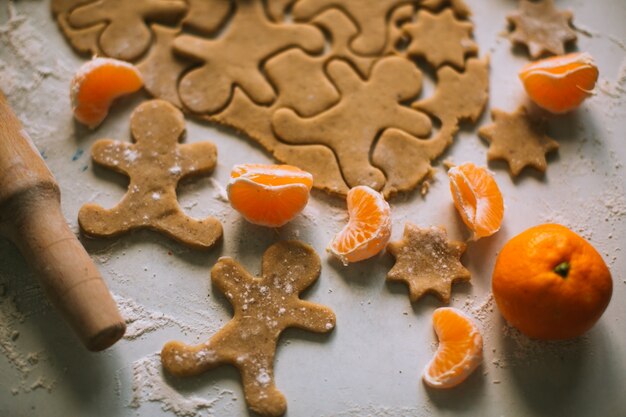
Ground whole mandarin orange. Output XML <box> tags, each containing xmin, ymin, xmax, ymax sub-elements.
<box><xmin>492</xmin><ymin>224</ymin><xmax>612</xmax><ymax>340</ymax></box>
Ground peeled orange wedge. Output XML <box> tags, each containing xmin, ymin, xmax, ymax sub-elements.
<box><xmin>448</xmin><ymin>162</ymin><xmax>504</xmax><ymax>239</ymax></box>
<box><xmin>328</xmin><ymin>185</ymin><xmax>391</xmax><ymax>265</ymax></box>
<box><xmin>227</xmin><ymin>164</ymin><xmax>313</xmax><ymax>227</ymax></box>
<box><xmin>423</xmin><ymin>307</ymin><xmax>483</xmax><ymax>389</ymax></box>
<box><xmin>71</xmin><ymin>57</ymin><xmax>144</xmax><ymax>129</ymax></box>
<box><xmin>519</xmin><ymin>52</ymin><xmax>598</xmax><ymax>114</ymax></box>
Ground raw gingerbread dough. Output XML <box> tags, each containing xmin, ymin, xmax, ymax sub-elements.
<box><xmin>53</xmin><ymin>1</ymin><xmax>489</xmax><ymax>197</ymax></box>
<box><xmin>173</xmin><ymin>0</ymin><xmax>324</xmax><ymax>114</ymax></box>
<box><xmin>78</xmin><ymin>100</ymin><xmax>223</xmax><ymax>249</ymax></box>
<box><xmin>161</xmin><ymin>241</ymin><xmax>336</xmax><ymax>417</ymax></box>
<box><xmin>272</xmin><ymin>56</ymin><xmax>432</xmax><ymax>191</ymax></box>
<box><xmin>67</xmin><ymin>0</ymin><xmax>188</xmax><ymax>61</ymax></box>
<box><xmin>421</xmin><ymin>0</ymin><xmax>471</xmax><ymax>18</ymax></box>
<box><xmin>478</xmin><ymin>106</ymin><xmax>559</xmax><ymax>176</ymax></box>
<box><xmin>292</xmin><ymin>0</ymin><xmax>417</xmax><ymax>56</ymax></box>
<box><xmin>413</xmin><ymin>56</ymin><xmax>489</xmax><ymax>125</ymax></box>
<box><xmin>387</xmin><ymin>223</ymin><xmax>470</xmax><ymax>303</ymax></box>
<box><xmin>507</xmin><ymin>0</ymin><xmax>577</xmax><ymax>59</ymax></box>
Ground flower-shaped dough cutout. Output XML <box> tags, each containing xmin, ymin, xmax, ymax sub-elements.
<box><xmin>478</xmin><ymin>106</ymin><xmax>559</xmax><ymax>177</ymax></box>
<box><xmin>272</xmin><ymin>56</ymin><xmax>432</xmax><ymax>191</ymax></box>
<box><xmin>173</xmin><ymin>0</ymin><xmax>324</xmax><ymax>114</ymax></box>
<box><xmin>413</xmin><ymin>56</ymin><xmax>489</xmax><ymax>125</ymax></box>
<box><xmin>78</xmin><ymin>100</ymin><xmax>223</xmax><ymax>249</ymax></box>
<box><xmin>387</xmin><ymin>223</ymin><xmax>470</xmax><ymax>303</ymax></box>
<box><xmin>404</xmin><ymin>8</ymin><xmax>478</xmax><ymax>69</ymax></box>
<box><xmin>67</xmin><ymin>0</ymin><xmax>188</xmax><ymax>61</ymax></box>
<box><xmin>507</xmin><ymin>0</ymin><xmax>577</xmax><ymax>59</ymax></box>
<box><xmin>292</xmin><ymin>0</ymin><xmax>416</xmax><ymax>56</ymax></box>
<box><xmin>161</xmin><ymin>241</ymin><xmax>336</xmax><ymax>417</ymax></box>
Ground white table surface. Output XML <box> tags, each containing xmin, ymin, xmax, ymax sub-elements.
<box><xmin>1</xmin><ymin>0</ymin><xmax>625</xmax><ymax>416</ymax></box>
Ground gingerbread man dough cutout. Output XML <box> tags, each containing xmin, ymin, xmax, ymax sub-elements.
<box><xmin>161</xmin><ymin>241</ymin><xmax>336</xmax><ymax>417</ymax></box>
<box><xmin>272</xmin><ymin>56</ymin><xmax>432</xmax><ymax>191</ymax></box>
<box><xmin>67</xmin><ymin>0</ymin><xmax>188</xmax><ymax>61</ymax></box>
<box><xmin>78</xmin><ymin>100</ymin><xmax>223</xmax><ymax>249</ymax></box>
<box><xmin>173</xmin><ymin>0</ymin><xmax>324</xmax><ymax>114</ymax></box>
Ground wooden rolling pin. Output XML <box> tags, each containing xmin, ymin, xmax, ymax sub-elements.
<box><xmin>0</xmin><ymin>91</ymin><xmax>126</xmax><ymax>351</ymax></box>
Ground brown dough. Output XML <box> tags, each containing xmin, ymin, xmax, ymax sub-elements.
<box><xmin>292</xmin><ymin>0</ymin><xmax>416</xmax><ymax>56</ymax></box>
<box><xmin>413</xmin><ymin>56</ymin><xmax>489</xmax><ymax>125</ymax></box>
<box><xmin>507</xmin><ymin>0</ymin><xmax>577</xmax><ymax>59</ymax></box>
<box><xmin>404</xmin><ymin>8</ymin><xmax>477</xmax><ymax>69</ymax></box>
<box><xmin>67</xmin><ymin>0</ymin><xmax>188</xmax><ymax>61</ymax></box>
<box><xmin>161</xmin><ymin>241</ymin><xmax>336</xmax><ymax>417</ymax></box>
<box><xmin>372</xmin><ymin>123</ymin><xmax>458</xmax><ymax>197</ymax></box>
<box><xmin>272</xmin><ymin>56</ymin><xmax>432</xmax><ymax>191</ymax></box>
<box><xmin>478</xmin><ymin>106</ymin><xmax>559</xmax><ymax>177</ymax></box>
<box><xmin>53</xmin><ymin>1</ymin><xmax>488</xmax><ymax>197</ymax></box>
<box><xmin>173</xmin><ymin>0</ymin><xmax>324</xmax><ymax>114</ymax></box>
<box><xmin>78</xmin><ymin>100</ymin><xmax>223</xmax><ymax>249</ymax></box>
<box><xmin>137</xmin><ymin>24</ymin><xmax>190</xmax><ymax>108</ymax></box>
<box><xmin>421</xmin><ymin>0</ymin><xmax>471</xmax><ymax>18</ymax></box>
<box><xmin>387</xmin><ymin>223</ymin><xmax>470</xmax><ymax>303</ymax></box>
<box><xmin>182</xmin><ymin>0</ymin><xmax>232</xmax><ymax>35</ymax></box>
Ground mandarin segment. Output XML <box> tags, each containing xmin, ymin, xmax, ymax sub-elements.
<box><xmin>423</xmin><ymin>307</ymin><xmax>483</xmax><ymax>389</ymax></box>
<box><xmin>70</xmin><ymin>57</ymin><xmax>144</xmax><ymax>129</ymax></box>
<box><xmin>448</xmin><ymin>162</ymin><xmax>504</xmax><ymax>239</ymax></box>
<box><xmin>227</xmin><ymin>164</ymin><xmax>313</xmax><ymax>228</ymax></box>
<box><xmin>519</xmin><ymin>52</ymin><xmax>599</xmax><ymax>114</ymax></box>
<box><xmin>492</xmin><ymin>224</ymin><xmax>613</xmax><ymax>340</ymax></box>
<box><xmin>329</xmin><ymin>186</ymin><xmax>391</xmax><ymax>265</ymax></box>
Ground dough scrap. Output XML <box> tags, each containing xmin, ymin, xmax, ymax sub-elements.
<box><xmin>78</xmin><ymin>100</ymin><xmax>223</xmax><ymax>249</ymax></box>
<box><xmin>161</xmin><ymin>241</ymin><xmax>336</xmax><ymax>417</ymax></box>
<box><xmin>387</xmin><ymin>223</ymin><xmax>470</xmax><ymax>303</ymax></box>
<box><xmin>478</xmin><ymin>106</ymin><xmax>559</xmax><ymax>176</ymax></box>
<box><xmin>413</xmin><ymin>56</ymin><xmax>489</xmax><ymax>125</ymax></box>
<box><xmin>67</xmin><ymin>0</ymin><xmax>188</xmax><ymax>61</ymax></box>
<box><xmin>173</xmin><ymin>0</ymin><xmax>324</xmax><ymax>114</ymax></box>
<box><xmin>404</xmin><ymin>8</ymin><xmax>477</xmax><ymax>69</ymax></box>
<box><xmin>507</xmin><ymin>0</ymin><xmax>577</xmax><ymax>59</ymax></box>
<box><xmin>272</xmin><ymin>56</ymin><xmax>432</xmax><ymax>191</ymax></box>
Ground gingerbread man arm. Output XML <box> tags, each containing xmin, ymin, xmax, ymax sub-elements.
<box><xmin>327</xmin><ymin>59</ymin><xmax>363</xmax><ymax>96</ymax></box>
<box><xmin>177</xmin><ymin>142</ymin><xmax>218</xmax><ymax>178</ymax></box>
<box><xmin>287</xmin><ymin>301</ymin><xmax>336</xmax><ymax>333</ymax></box>
<box><xmin>90</xmin><ymin>139</ymin><xmax>135</xmax><ymax>175</ymax></box>
<box><xmin>212</xmin><ymin>257</ymin><xmax>256</xmax><ymax>314</ymax></box>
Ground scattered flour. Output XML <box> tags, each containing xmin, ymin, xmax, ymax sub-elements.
<box><xmin>129</xmin><ymin>353</ymin><xmax>236</xmax><ymax>417</ymax></box>
<box><xmin>114</xmin><ymin>294</ymin><xmax>196</xmax><ymax>340</ymax></box>
<box><xmin>0</xmin><ymin>282</ymin><xmax>55</xmax><ymax>394</ymax></box>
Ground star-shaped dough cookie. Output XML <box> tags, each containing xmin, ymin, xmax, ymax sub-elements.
<box><xmin>478</xmin><ymin>106</ymin><xmax>559</xmax><ymax>176</ymax></box>
<box><xmin>387</xmin><ymin>223</ymin><xmax>470</xmax><ymax>303</ymax></box>
<box><xmin>404</xmin><ymin>9</ymin><xmax>477</xmax><ymax>69</ymax></box>
<box><xmin>507</xmin><ymin>0</ymin><xmax>577</xmax><ymax>59</ymax></box>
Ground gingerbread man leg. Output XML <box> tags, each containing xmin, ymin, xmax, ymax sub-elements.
<box><xmin>238</xmin><ymin>353</ymin><xmax>287</xmax><ymax>417</ymax></box>
<box><xmin>152</xmin><ymin>207</ymin><xmax>223</xmax><ymax>250</ymax></box>
<box><xmin>78</xmin><ymin>196</ymin><xmax>141</xmax><ymax>237</ymax></box>
<box><xmin>161</xmin><ymin>339</ymin><xmax>224</xmax><ymax>377</ymax></box>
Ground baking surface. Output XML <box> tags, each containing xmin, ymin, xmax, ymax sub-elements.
<box><xmin>1</xmin><ymin>1</ymin><xmax>625</xmax><ymax>416</ymax></box>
